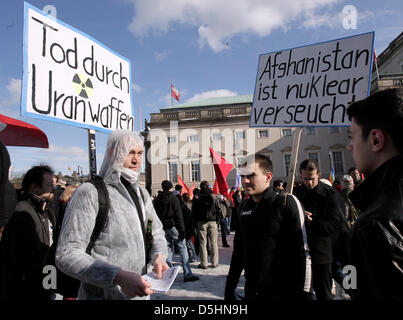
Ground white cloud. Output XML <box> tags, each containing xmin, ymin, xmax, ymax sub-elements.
<box><xmin>154</xmin><ymin>50</ymin><xmax>170</xmax><ymax>62</ymax></box>
<box><xmin>127</xmin><ymin>0</ymin><xmax>339</xmax><ymax>52</ymax></box>
<box><xmin>0</xmin><ymin>78</ymin><xmax>21</xmax><ymax>112</ymax></box>
<box><xmin>132</xmin><ymin>83</ymin><xmax>143</xmax><ymax>93</ymax></box>
<box><xmin>186</xmin><ymin>89</ymin><xmax>237</xmax><ymax>103</ymax></box>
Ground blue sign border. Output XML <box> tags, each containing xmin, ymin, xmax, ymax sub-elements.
<box><xmin>249</xmin><ymin>31</ymin><xmax>375</xmax><ymax>128</ymax></box>
<box><xmin>21</xmin><ymin>2</ymin><xmax>135</xmax><ymax>134</ymax></box>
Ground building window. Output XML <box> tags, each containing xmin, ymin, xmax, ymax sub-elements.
<box><xmin>191</xmin><ymin>160</ymin><xmax>201</xmax><ymax>182</ymax></box>
<box><xmin>167</xmin><ymin>136</ymin><xmax>177</xmax><ymax>144</ymax></box>
<box><xmin>332</xmin><ymin>151</ymin><xmax>344</xmax><ymax>175</ymax></box>
<box><xmin>284</xmin><ymin>154</ymin><xmax>291</xmax><ymax>177</ymax></box>
<box><xmin>235</xmin><ymin>131</ymin><xmax>246</xmax><ymax>140</ymax></box>
<box><xmin>282</xmin><ymin>129</ymin><xmax>292</xmax><ymax>137</ymax></box>
<box><xmin>305</xmin><ymin>127</ymin><xmax>316</xmax><ymax>135</ymax></box>
<box><xmin>258</xmin><ymin>130</ymin><xmax>269</xmax><ymax>139</ymax></box>
<box><xmin>168</xmin><ymin>162</ymin><xmax>178</xmax><ymax>183</ymax></box>
<box><xmin>329</xmin><ymin>127</ymin><xmax>340</xmax><ymax>134</ymax></box>
<box><xmin>188</xmin><ymin>135</ymin><xmax>199</xmax><ymax>142</ymax></box>
<box><xmin>212</xmin><ymin>133</ymin><xmax>222</xmax><ymax>141</ymax></box>
<box><xmin>308</xmin><ymin>152</ymin><xmax>320</xmax><ymax>169</ymax></box>
<box><xmin>236</xmin><ymin>156</ymin><xmax>247</xmax><ymax>169</ymax></box>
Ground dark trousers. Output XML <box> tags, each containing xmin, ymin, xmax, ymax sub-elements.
<box><xmin>220</xmin><ymin>219</ymin><xmax>228</xmax><ymax>245</ymax></box>
<box><xmin>312</xmin><ymin>263</ymin><xmax>333</xmax><ymax>300</ymax></box>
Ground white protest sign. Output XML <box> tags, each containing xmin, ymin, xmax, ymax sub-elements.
<box><xmin>21</xmin><ymin>2</ymin><xmax>134</xmax><ymax>133</ymax></box>
<box><xmin>251</xmin><ymin>32</ymin><xmax>374</xmax><ymax>127</ymax></box>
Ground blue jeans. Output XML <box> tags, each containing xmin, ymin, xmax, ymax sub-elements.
<box><xmin>185</xmin><ymin>239</ymin><xmax>197</xmax><ymax>262</ymax></box>
<box><xmin>164</xmin><ymin>227</ymin><xmax>193</xmax><ymax>278</ymax></box>
<box><xmin>225</xmin><ymin>216</ymin><xmax>231</xmax><ymax>232</ymax></box>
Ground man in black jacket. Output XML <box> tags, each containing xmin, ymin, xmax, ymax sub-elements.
<box><xmin>345</xmin><ymin>88</ymin><xmax>403</xmax><ymax>300</ymax></box>
<box><xmin>192</xmin><ymin>181</ymin><xmax>221</xmax><ymax>269</ymax></box>
<box><xmin>153</xmin><ymin>180</ymin><xmax>199</xmax><ymax>282</ymax></box>
<box><xmin>226</xmin><ymin>153</ymin><xmax>312</xmax><ymax>300</ymax></box>
<box><xmin>294</xmin><ymin>159</ymin><xmax>343</xmax><ymax>300</ymax></box>
<box><xmin>1</xmin><ymin>165</ymin><xmax>55</xmax><ymax>300</ymax></box>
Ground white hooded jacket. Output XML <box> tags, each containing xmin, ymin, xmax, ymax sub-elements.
<box><xmin>55</xmin><ymin>130</ymin><xmax>168</xmax><ymax>300</ymax></box>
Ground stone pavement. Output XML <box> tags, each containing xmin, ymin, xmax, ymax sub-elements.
<box><xmin>151</xmin><ymin>233</ymin><xmax>245</xmax><ymax>300</ymax></box>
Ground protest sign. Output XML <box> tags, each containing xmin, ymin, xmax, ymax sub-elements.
<box><xmin>21</xmin><ymin>2</ymin><xmax>134</xmax><ymax>133</ymax></box>
<box><xmin>251</xmin><ymin>32</ymin><xmax>374</xmax><ymax>127</ymax></box>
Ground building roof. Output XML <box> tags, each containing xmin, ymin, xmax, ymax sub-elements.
<box><xmin>160</xmin><ymin>94</ymin><xmax>253</xmax><ymax>111</ymax></box>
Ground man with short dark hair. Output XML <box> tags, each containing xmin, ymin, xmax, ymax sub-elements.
<box><xmin>346</xmin><ymin>88</ymin><xmax>403</xmax><ymax>300</ymax></box>
<box><xmin>1</xmin><ymin>165</ymin><xmax>55</xmax><ymax>299</ymax></box>
<box><xmin>294</xmin><ymin>159</ymin><xmax>343</xmax><ymax>300</ymax></box>
<box><xmin>348</xmin><ymin>167</ymin><xmax>362</xmax><ymax>188</ymax></box>
<box><xmin>226</xmin><ymin>153</ymin><xmax>312</xmax><ymax>300</ymax></box>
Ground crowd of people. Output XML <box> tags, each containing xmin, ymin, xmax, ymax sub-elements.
<box><xmin>0</xmin><ymin>88</ymin><xmax>402</xmax><ymax>301</ymax></box>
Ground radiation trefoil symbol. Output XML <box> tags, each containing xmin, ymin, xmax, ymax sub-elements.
<box><xmin>73</xmin><ymin>74</ymin><xmax>93</xmax><ymax>99</ymax></box>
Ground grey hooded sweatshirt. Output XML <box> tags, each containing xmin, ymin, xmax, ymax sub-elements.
<box><xmin>55</xmin><ymin>130</ymin><xmax>168</xmax><ymax>300</ymax></box>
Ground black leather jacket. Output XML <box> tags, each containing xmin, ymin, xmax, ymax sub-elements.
<box><xmin>347</xmin><ymin>155</ymin><xmax>403</xmax><ymax>300</ymax></box>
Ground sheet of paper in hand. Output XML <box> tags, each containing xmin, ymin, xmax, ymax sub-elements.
<box><xmin>143</xmin><ymin>266</ymin><xmax>180</xmax><ymax>293</ymax></box>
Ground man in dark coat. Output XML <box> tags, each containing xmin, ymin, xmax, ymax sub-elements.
<box><xmin>153</xmin><ymin>180</ymin><xmax>198</xmax><ymax>282</ymax></box>
<box><xmin>226</xmin><ymin>154</ymin><xmax>312</xmax><ymax>300</ymax></box>
<box><xmin>345</xmin><ymin>88</ymin><xmax>403</xmax><ymax>300</ymax></box>
<box><xmin>1</xmin><ymin>165</ymin><xmax>55</xmax><ymax>300</ymax></box>
<box><xmin>294</xmin><ymin>159</ymin><xmax>343</xmax><ymax>300</ymax></box>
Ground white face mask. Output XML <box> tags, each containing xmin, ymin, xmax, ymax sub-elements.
<box><xmin>119</xmin><ymin>167</ymin><xmax>139</xmax><ymax>184</ymax></box>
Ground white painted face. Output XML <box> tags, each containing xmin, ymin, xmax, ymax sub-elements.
<box><xmin>123</xmin><ymin>145</ymin><xmax>144</xmax><ymax>172</ymax></box>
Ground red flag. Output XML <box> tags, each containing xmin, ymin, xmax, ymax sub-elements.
<box><xmin>171</xmin><ymin>84</ymin><xmax>180</xmax><ymax>102</ymax></box>
<box><xmin>213</xmin><ymin>179</ymin><xmax>219</xmax><ymax>194</ymax></box>
<box><xmin>177</xmin><ymin>174</ymin><xmax>189</xmax><ymax>194</ymax></box>
<box><xmin>209</xmin><ymin>147</ymin><xmax>233</xmax><ymax>197</ymax></box>
<box><xmin>188</xmin><ymin>183</ymin><xmax>195</xmax><ymax>199</ymax></box>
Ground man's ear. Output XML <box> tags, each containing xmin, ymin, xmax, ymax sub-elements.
<box><xmin>266</xmin><ymin>171</ymin><xmax>273</xmax><ymax>182</ymax></box>
<box><xmin>369</xmin><ymin>129</ymin><xmax>385</xmax><ymax>152</ymax></box>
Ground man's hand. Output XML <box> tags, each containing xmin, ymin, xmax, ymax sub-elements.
<box><xmin>305</xmin><ymin>211</ymin><xmax>313</xmax><ymax>222</ymax></box>
<box><xmin>153</xmin><ymin>253</ymin><xmax>169</xmax><ymax>279</ymax></box>
<box><xmin>113</xmin><ymin>270</ymin><xmax>153</xmax><ymax>297</ymax></box>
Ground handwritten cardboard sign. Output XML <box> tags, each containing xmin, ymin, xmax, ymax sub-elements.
<box><xmin>251</xmin><ymin>32</ymin><xmax>374</xmax><ymax>127</ymax></box>
<box><xmin>21</xmin><ymin>2</ymin><xmax>134</xmax><ymax>133</ymax></box>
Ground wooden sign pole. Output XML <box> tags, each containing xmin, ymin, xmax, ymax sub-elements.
<box><xmin>286</xmin><ymin>127</ymin><xmax>303</xmax><ymax>194</ymax></box>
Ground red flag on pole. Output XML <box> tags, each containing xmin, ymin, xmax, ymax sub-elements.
<box><xmin>209</xmin><ymin>147</ymin><xmax>233</xmax><ymax>197</ymax></box>
<box><xmin>177</xmin><ymin>174</ymin><xmax>189</xmax><ymax>194</ymax></box>
<box><xmin>212</xmin><ymin>179</ymin><xmax>219</xmax><ymax>194</ymax></box>
<box><xmin>171</xmin><ymin>84</ymin><xmax>180</xmax><ymax>102</ymax></box>
<box><xmin>188</xmin><ymin>183</ymin><xmax>195</xmax><ymax>199</ymax></box>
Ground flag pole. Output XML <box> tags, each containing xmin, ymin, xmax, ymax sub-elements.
<box><xmin>170</xmin><ymin>82</ymin><xmax>173</xmax><ymax>106</ymax></box>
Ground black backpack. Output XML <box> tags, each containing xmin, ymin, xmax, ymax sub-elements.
<box><xmin>85</xmin><ymin>176</ymin><xmax>145</xmax><ymax>255</ymax></box>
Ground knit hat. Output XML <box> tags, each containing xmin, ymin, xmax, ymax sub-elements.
<box><xmin>161</xmin><ymin>180</ymin><xmax>173</xmax><ymax>191</ymax></box>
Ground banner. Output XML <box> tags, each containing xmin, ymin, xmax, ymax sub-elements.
<box><xmin>21</xmin><ymin>2</ymin><xmax>134</xmax><ymax>133</ymax></box>
<box><xmin>251</xmin><ymin>32</ymin><xmax>374</xmax><ymax>127</ymax></box>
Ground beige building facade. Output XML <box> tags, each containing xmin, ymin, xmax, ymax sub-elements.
<box><xmin>143</xmin><ymin>32</ymin><xmax>403</xmax><ymax>196</ymax></box>
<box><xmin>143</xmin><ymin>95</ymin><xmax>354</xmax><ymax>195</ymax></box>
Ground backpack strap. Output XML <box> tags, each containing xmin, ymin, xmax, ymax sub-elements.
<box><xmin>276</xmin><ymin>191</ymin><xmax>289</xmax><ymax>215</ymax></box>
<box><xmin>86</xmin><ymin>176</ymin><xmax>110</xmax><ymax>255</ymax></box>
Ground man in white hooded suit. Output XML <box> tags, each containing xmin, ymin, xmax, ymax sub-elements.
<box><xmin>56</xmin><ymin>130</ymin><xmax>169</xmax><ymax>300</ymax></box>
